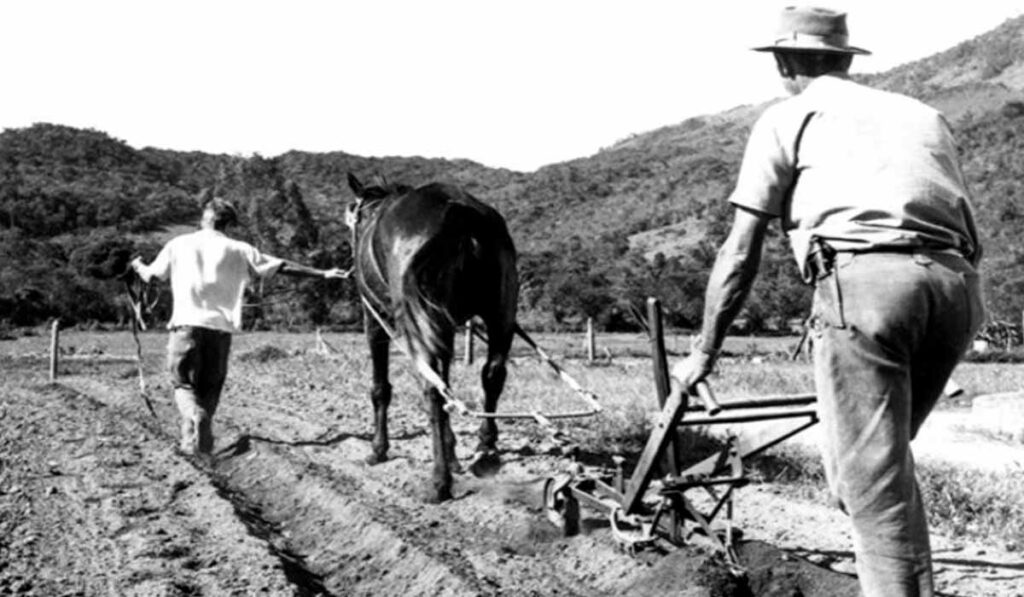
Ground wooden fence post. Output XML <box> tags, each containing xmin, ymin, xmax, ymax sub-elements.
<box><xmin>586</xmin><ymin>317</ymin><xmax>596</xmax><ymax>363</ymax></box>
<box><xmin>49</xmin><ymin>319</ymin><xmax>60</xmax><ymax>382</ymax></box>
<box><xmin>464</xmin><ymin>321</ymin><xmax>474</xmax><ymax>366</ymax></box>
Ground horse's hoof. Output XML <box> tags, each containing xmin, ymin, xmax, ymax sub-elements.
<box><xmin>468</xmin><ymin>450</ymin><xmax>502</xmax><ymax>478</ymax></box>
<box><xmin>424</xmin><ymin>486</ymin><xmax>454</xmax><ymax>504</ymax></box>
<box><xmin>365</xmin><ymin>452</ymin><xmax>388</xmax><ymax>466</ymax></box>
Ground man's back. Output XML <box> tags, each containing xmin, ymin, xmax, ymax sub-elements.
<box><xmin>151</xmin><ymin>229</ymin><xmax>281</xmax><ymax>332</ymax></box>
<box><xmin>731</xmin><ymin>75</ymin><xmax>980</xmax><ymax>272</ymax></box>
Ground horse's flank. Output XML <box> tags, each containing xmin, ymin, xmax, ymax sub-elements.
<box><xmin>354</xmin><ymin>181</ymin><xmax>517</xmax><ymax>366</ymax></box>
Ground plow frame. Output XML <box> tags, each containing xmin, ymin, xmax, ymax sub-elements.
<box><xmin>543</xmin><ymin>297</ymin><xmax>819</xmax><ymax>563</ymax></box>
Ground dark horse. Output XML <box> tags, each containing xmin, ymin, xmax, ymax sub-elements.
<box><xmin>346</xmin><ymin>173</ymin><xmax>519</xmax><ymax>502</ymax></box>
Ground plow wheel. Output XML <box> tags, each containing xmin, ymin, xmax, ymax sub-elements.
<box><xmin>543</xmin><ymin>476</ymin><xmax>580</xmax><ymax>537</ymax></box>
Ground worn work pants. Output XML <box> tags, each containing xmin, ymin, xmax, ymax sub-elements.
<box><xmin>810</xmin><ymin>251</ymin><xmax>984</xmax><ymax>597</ymax></box>
<box><xmin>167</xmin><ymin>326</ymin><xmax>232</xmax><ymax>455</ymax></box>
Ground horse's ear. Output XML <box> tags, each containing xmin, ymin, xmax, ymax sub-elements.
<box><xmin>371</xmin><ymin>173</ymin><xmax>389</xmax><ymax>189</ymax></box>
<box><xmin>347</xmin><ymin>173</ymin><xmax>364</xmax><ymax>198</ymax></box>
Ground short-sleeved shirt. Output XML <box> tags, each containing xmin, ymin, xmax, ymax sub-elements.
<box><xmin>729</xmin><ymin>75</ymin><xmax>981</xmax><ymax>278</ymax></box>
<box><xmin>137</xmin><ymin>229</ymin><xmax>283</xmax><ymax>333</ymax></box>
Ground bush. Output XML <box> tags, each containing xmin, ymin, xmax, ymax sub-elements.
<box><xmin>70</xmin><ymin>234</ymin><xmax>135</xmax><ymax>280</ymax></box>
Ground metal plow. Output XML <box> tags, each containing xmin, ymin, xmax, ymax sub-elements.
<box><xmin>542</xmin><ymin>298</ymin><xmax>818</xmax><ymax>567</ymax></box>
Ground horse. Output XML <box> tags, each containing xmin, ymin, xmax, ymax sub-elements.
<box><xmin>345</xmin><ymin>172</ymin><xmax>519</xmax><ymax>502</ymax></box>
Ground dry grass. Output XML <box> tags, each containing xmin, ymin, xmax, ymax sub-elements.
<box><xmin>918</xmin><ymin>462</ymin><xmax>1024</xmax><ymax>547</ymax></box>
<box><xmin>735</xmin><ymin>443</ymin><xmax>1024</xmax><ymax>548</ymax></box>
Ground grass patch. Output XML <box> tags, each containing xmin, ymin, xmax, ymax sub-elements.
<box><xmin>572</xmin><ymin>399</ymin><xmax>651</xmax><ymax>457</ymax></box>
<box><xmin>741</xmin><ymin>445</ymin><xmax>1024</xmax><ymax>549</ymax></box>
<box><xmin>746</xmin><ymin>444</ymin><xmax>828</xmax><ymax>501</ymax></box>
<box><xmin>237</xmin><ymin>344</ymin><xmax>291</xmax><ymax>363</ymax></box>
<box><xmin>918</xmin><ymin>461</ymin><xmax>1024</xmax><ymax>548</ymax></box>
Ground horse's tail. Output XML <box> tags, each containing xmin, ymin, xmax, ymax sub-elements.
<box><xmin>399</xmin><ymin>203</ymin><xmax>484</xmax><ymax>372</ymax></box>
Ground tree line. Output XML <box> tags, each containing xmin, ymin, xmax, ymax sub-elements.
<box><xmin>2</xmin><ymin>103</ymin><xmax>1022</xmax><ymax>336</ymax></box>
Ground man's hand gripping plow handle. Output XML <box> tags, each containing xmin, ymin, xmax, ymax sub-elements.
<box><xmin>670</xmin><ymin>347</ymin><xmax>722</xmax><ymax>415</ymax></box>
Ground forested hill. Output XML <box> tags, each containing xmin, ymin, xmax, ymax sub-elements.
<box><xmin>2</xmin><ymin>14</ymin><xmax>1024</xmax><ymax>332</ymax></box>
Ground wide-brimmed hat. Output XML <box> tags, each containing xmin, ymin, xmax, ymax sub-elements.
<box><xmin>753</xmin><ymin>6</ymin><xmax>871</xmax><ymax>55</ymax></box>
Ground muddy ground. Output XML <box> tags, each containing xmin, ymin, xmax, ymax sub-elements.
<box><xmin>2</xmin><ymin>331</ymin><xmax>1022</xmax><ymax>596</ymax></box>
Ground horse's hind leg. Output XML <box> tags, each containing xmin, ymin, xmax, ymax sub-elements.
<box><xmin>366</xmin><ymin>316</ymin><xmax>392</xmax><ymax>465</ymax></box>
<box><xmin>426</xmin><ymin>352</ymin><xmax>458</xmax><ymax>502</ymax></box>
<box><xmin>437</xmin><ymin>356</ymin><xmax>463</xmax><ymax>476</ymax></box>
<box><xmin>471</xmin><ymin>323</ymin><xmax>512</xmax><ymax>476</ymax></box>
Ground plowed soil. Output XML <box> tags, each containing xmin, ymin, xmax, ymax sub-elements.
<box><xmin>2</xmin><ymin>331</ymin><xmax>1021</xmax><ymax>596</ymax></box>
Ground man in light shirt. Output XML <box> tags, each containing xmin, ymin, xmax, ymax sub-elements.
<box><xmin>671</xmin><ymin>7</ymin><xmax>984</xmax><ymax>596</ymax></box>
<box><xmin>132</xmin><ymin>197</ymin><xmax>348</xmax><ymax>456</ymax></box>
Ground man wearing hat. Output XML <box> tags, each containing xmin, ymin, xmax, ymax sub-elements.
<box><xmin>671</xmin><ymin>6</ymin><xmax>984</xmax><ymax>596</ymax></box>
<box><xmin>131</xmin><ymin>197</ymin><xmax>348</xmax><ymax>457</ymax></box>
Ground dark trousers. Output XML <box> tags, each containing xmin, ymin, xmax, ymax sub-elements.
<box><xmin>166</xmin><ymin>326</ymin><xmax>232</xmax><ymax>453</ymax></box>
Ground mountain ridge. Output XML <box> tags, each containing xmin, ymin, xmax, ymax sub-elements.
<box><xmin>2</xmin><ymin>15</ymin><xmax>1024</xmax><ymax>330</ymax></box>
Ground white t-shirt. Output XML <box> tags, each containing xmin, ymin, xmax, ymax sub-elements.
<box><xmin>137</xmin><ymin>229</ymin><xmax>283</xmax><ymax>332</ymax></box>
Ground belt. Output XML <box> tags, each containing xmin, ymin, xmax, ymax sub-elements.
<box><xmin>805</xmin><ymin>243</ymin><xmax>965</xmax><ymax>282</ymax></box>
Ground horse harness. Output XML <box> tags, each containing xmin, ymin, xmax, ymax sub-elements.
<box><xmin>346</xmin><ymin>197</ymin><xmax>394</xmax><ymax>322</ymax></box>
<box><xmin>343</xmin><ymin>192</ymin><xmax>602</xmax><ymax>428</ymax></box>
<box><xmin>346</xmin><ymin>194</ymin><xmax>476</xmax><ymax>415</ymax></box>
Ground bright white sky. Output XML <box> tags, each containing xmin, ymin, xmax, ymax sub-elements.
<box><xmin>1</xmin><ymin>1</ymin><xmax>1022</xmax><ymax>172</ymax></box>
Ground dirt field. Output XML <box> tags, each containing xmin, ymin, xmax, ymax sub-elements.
<box><xmin>2</xmin><ymin>330</ymin><xmax>1022</xmax><ymax>596</ymax></box>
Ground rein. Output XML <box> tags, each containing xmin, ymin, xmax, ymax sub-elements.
<box><xmin>123</xmin><ymin>275</ymin><xmax>158</xmax><ymax>417</ymax></box>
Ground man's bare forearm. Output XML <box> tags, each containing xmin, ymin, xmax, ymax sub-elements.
<box><xmin>278</xmin><ymin>261</ymin><xmax>324</xmax><ymax>278</ymax></box>
<box><xmin>278</xmin><ymin>261</ymin><xmax>351</xmax><ymax>280</ymax></box>
<box><xmin>695</xmin><ymin>208</ymin><xmax>769</xmax><ymax>354</ymax></box>
<box><xmin>697</xmin><ymin>245</ymin><xmax>762</xmax><ymax>354</ymax></box>
<box><xmin>670</xmin><ymin>208</ymin><xmax>770</xmax><ymax>391</ymax></box>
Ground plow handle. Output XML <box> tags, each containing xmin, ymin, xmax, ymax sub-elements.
<box><xmin>667</xmin><ymin>381</ymin><xmax>721</xmax><ymax>415</ymax></box>
<box><xmin>694</xmin><ymin>382</ymin><xmax>721</xmax><ymax>416</ymax></box>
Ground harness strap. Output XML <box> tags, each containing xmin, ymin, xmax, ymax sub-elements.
<box><xmin>513</xmin><ymin>324</ymin><xmax>603</xmax><ymax>414</ymax></box>
<box><xmin>348</xmin><ymin>193</ymin><xmax>600</xmax><ymax>428</ymax></box>
<box><xmin>351</xmin><ymin>202</ymin><xmax>394</xmax><ymax>322</ymax></box>
<box><xmin>360</xmin><ymin>295</ymin><xmax>471</xmax><ymax>416</ymax></box>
